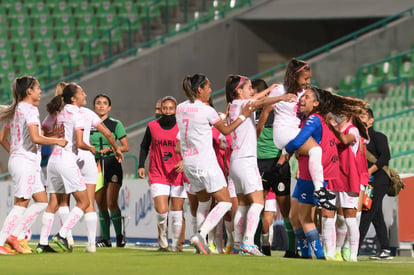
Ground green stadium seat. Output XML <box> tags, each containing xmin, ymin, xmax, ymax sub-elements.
<box><xmin>18</xmin><ymin>59</ymin><xmax>39</xmax><ymax>75</ymax></box>
<box><xmin>96</xmin><ymin>1</ymin><xmax>115</xmax><ymax>19</ymax></box>
<box><xmin>44</xmin><ymin>0</ymin><xmax>58</xmax><ymax>9</ymax></box>
<box><xmin>60</xmin><ymin>38</ymin><xmax>84</xmax><ymax>70</ymax></box>
<box><xmin>399</xmin><ymin>62</ymin><xmax>414</xmax><ymax>80</ymax></box>
<box><xmin>338</xmin><ymin>75</ymin><xmax>355</xmax><ymax>92</ymax></box>
<box><xmin>9</xmin><ymin>26</ymin><xmax>30</xmax><ymax>45</ymax></box>
<box><xmin>32</xmin><ymin>25</ymin><xmax>54</xmax><ymax>44</ymax></box>
<box><xmin>119</xmin><ymin>13</ymin><xmax>143</xmax><ymax>33</ymax></box>
<box><xmin>55</xmin><ymin>25</ymin><xmax>77</xmax><ymax>43</ymax></box>
<box><xmin>55</xmin><ymin>14</ymin><xmax>76</xmax><ymax>31</ymax></box>
<box><xmin>32</xmin><ymin>14</ymin><xmax>53</xmax><ymax>29</ymax></box>
<box><xmin>73</xmin><ymin>1</ymin><xmax>94</xmax><ymax>19</ymax></box>
<box><xmin>78</xmin><ymin>25</ymin><xmax>97</xmax><ymax>44</ymax></box>
<box><xmin>76</xmin><ymin>14</ymin><xmax>98</xmax><ymax>31</ymax></box>
<box><xmin>9</xmin><ymin>14</ymin><xmax>31</xmax><ymax>32</ymax></box>
<box><xmin>24</xmin><ymin>0</ymin><xmax>38</xmax><ymax>9</ymax></box>
<box><xmin>376</xmin><ymin>62</ymin><xmax>395</xmax><ymax>80</ymax></box>
<box><xmin>30</xmin><ymin>2</ymin><xmax>48</xmax><ymax>19</ymax></box>
<box><xmin>118</xmin><ymin>1</ymin><xmax>139</xmax><ymax>17</ymax></box>
<box><xmin>51</xmin><ymin>1</ymin><xmax>69</xmax><ymax>19</ymax></box>
<box><xmin>38</xmin><ymin>45</ymin><xmax>59</xmax><ymax>67</ymax></box>
<box><xmin>7</xmin><ymin>2</ymin><xmax>25</xmax><ymax>19</ymax></box>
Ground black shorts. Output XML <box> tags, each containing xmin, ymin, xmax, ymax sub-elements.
<box><xmin>257</xmin><ymin>157</ymin><xmax>291</xmax><ymax>196</ymax></box>
<box><xmin>100</xmin><ymin>155</ymin><xmax>123</xmax><ymax>186</ymax></box>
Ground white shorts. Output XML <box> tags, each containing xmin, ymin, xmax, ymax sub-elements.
<box><xmin>227</xmin><ymin>177</ymin><xmax>237</xmax><ymax>198</ymax></box>
<box><xmin>8</xmin><ymin>155</ymin><xmax>44</xmax><ymax>199</ymax></box>
<box><xmin>77</xmin><ymin>151</ymin><xmax>98</xmax><ymax>184</ymax></box>
<box><xmin>273</xmin><ymin>127</ymin><xmax>300</xmax><ymax>150</ymax></box>
<box><xmin>184</xmin><ymin>181</ymin><xmax>196</xmax><ymax>195</ymax></box>
<box><xmin>330</xmin><ymin>191</ymin><xmax>359</xmax><ymax>209</ymax></box>
<box><xmin>47</xmin><ymin>155</ymin><xmax>86</xmax><ymax>194</ymax></box>
<box><xmin>150</xmin><ymin>183</ymin><xmax>187</xmax><ymax>199</ymax></box>
<box><xmin>184</xmin><ymin>161</ymin><xmax>227</xmax><ymax>194</ymax></box>
<box><xmin>229</xmin><ymin>157</ymin><xmax>263</xmax><ymax>195</ymax></box>
<box><xmin>264</xmin><ymin>198</ymin><xmax>277</xmax><ymax>212</ymax></box>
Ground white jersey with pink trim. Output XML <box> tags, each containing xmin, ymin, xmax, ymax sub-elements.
<box><xmin>9</xmin><ymin>102</ymin><xmax>40</xmax><ymax>161</ymax></box>
<box><xmin>269</xmin><ymin>85</ymin><xmax>305</xmax><ymax>129</ymax></box>
<box><xmin>228</xmin><ymin>99</ymin><xmax>256</xmax><ymax>159</ymax></box>
<box><xmin>42</xmin><ymin>113</ymin><xmax>56</xmax><ymax>134</ymax></box>
<box><xmin>80</xmin><ymin>107</ymin><xmax>101</xmax><ymax>145</ymax></box>
<box><xmin>176</xmin><ymin>100</ymin><xmax>220</xmax><ymax>164</ymax></box>
<box><xmin>52</xmin><ymin>104</ymin><xmax>85</xmax><ymax>156</ymax></box>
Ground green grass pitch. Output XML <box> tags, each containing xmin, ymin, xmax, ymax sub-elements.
<box><xmin>1</xmin><ymin>244</ymin><xmax>414</xmax><ymax>274</ymax></box>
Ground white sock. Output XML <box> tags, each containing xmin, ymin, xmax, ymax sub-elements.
<box><xmin>85</xmin><ymin>212</ymin><xmax>97</xmax><ymax>246</ymax></box>
<box><xmin>308</xmin><ymin>147</ymin><xmax>324</xmax><ymax>190</ymax></box>
<box><xmin>345</xmin><ymin>217</ymin><xmax>359</xmax><ymax>261</ymax></box>
<box><xmin>322</xmin><ymin>217</ymin><xmax>336</xmax><ymax>258</ymax></box>
<box><xmin>268</xmin><ymin>224</ymin><xmax>274</xmax><ymax>245</ymax></box>
<box><xmin>156</xmin><ymin>211</ymin><xmax>168</xmax><ymax>237</ymax></box>
<box><xmin>261</xmin><ymin>233</ymin><xmax>270</xmax><ymax>246</ymax></box>
<box><xmin>191</xmin><ymin>215</ymin><xmax>198</xmax><ymax>235</ymax></box>
<box><xmin>39</xmin><ymin>212</ymin><xmax>55</xmax><ymax>245</ymax></box>
<box><xmin>199</xmin><ymin>202</ymin><xmax>231</xmax><ymax>239</ymax></box>
<box><xmin>215</xmin><ymin>218</ymin><xmax>224</xmax><ymax>253</ymax></box>
<box><xmin>233</xmin><ymin>205</ymin><xmax>248</xmax><ymax>249</ymax></box>
<box><xmin>196</xmin><ymin>199</ymin><xmax>212</xmax><ymax>231</ymax></box>
<box><xmin>224</xmin><ymin>220</ymin><xmax>234</xmax><ymax>247</ymax></box>
<box><xmin>0</xmin><ymin>206</ymin><xmax>26</xmax><ymax>245</ymax></box>
<box><xmin>58</xmin><ymin>206</ymin><xmax>73</xmax><ymax>241</ymax></box>
<box><xmin>14</xmin><ymin>202</ymin><xmax>47</xmax><ymax>240</ymax></box>
<box><xmin>243</xmin><ymin>203</ymin><xmax>263</xmax><ymax>245</ymax></box>
<box><xmin>59</xmin><ymin>207</ymin><xmax>84</xmax><ymax>238</ymax></box>
<box><xmin>336</xmin><ymin>214</ymin><xmax>347</xmax><ymax>251</ymax></box>
<box><xmin>208</xmin><ymin>227</ymin><xmax>216</xmax><ymax>244</ymax></box>
<box><xmin>170</xmin><ymin>210</ymin><xmax>183</xmax><ymax>248</ymax></box>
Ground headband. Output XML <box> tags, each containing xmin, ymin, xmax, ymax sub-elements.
<box><xmin>233</xmin><ymin>76</ymin><xmax>248</xmax><ymax>92</ymax></box>
<box><xmin>295</xmin><ymin>64</ymin><xmax>308</xmax><ymax>74</ymax></box>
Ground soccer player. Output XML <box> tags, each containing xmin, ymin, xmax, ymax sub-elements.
<box><xmin>0</xmin><ymin>76</ymin><xmax>67</xmax><ymax>254</ymax></box>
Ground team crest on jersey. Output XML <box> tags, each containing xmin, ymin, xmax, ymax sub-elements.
<box><xmin>277</xmin><ymin>182</ymin><xmax>285</xmax><ymax>192</ymax></box>
<box><xmin>111</xmin><ymin>175</ymin><xmax>118</xmax><ymax>183</ymax></box>
<box><xmin>301</xmin><ymin>193</ymin><xmax>307</xmax><ymax>200</ymax></box>
<box><xmin>163</xmin><ymin>152</ymin><xmax>172</xmax><ymax>161</ymax></box>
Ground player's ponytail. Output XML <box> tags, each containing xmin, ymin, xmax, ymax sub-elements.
<box><xmin>182</xmin><ymin>74</ymin><xmax>207</xmax><ymax>103</ymax></box>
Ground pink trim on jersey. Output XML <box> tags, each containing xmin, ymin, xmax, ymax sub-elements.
<box><xmin>147</xmin><ymin>120</ymin><xmax>183</xmax><ymax>186</ymax></box>
<box><xmin>75</xmin><ymin>126</ymin><xmax>85</xmax><ymax>131</ymax></box>
<box><xmin>328</xmin><ymin>124</ymin><xmax>360</xmax><ymax>192</ymax></box>
<box><xmin>26</xmin><ymin>122</ymin><xmax>39</xmax><ymax>126</ymax></box>
<box><xmin>357</xmin><ymin>137</ymin><xmax>369</xmax><ymax>186</ymax></box>
<box><xmin>93</xmin><ymin>121</ymin><xmax>102</xmax><ymax>128</ymax></box>
<box><xmin>210</xmin><ymin>117</ymin><xmax>221</xmax><ymax>125</ymax></box>
<box><xmin>298</xmin><ymin>113</ymin><xmax>339</xmax><ymax>182</ymax></box>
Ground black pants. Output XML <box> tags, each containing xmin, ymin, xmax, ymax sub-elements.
<box><xmin>359</xmin><ymin>181</ymin><xmax>390</xmax><ymax>250</ymax></box>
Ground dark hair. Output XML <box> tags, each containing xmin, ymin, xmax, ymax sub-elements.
<box><xmin>225</xmin><ymin>74</ymin><xmax>249</xmax><ymax>103</ymax></box>
<box><xmin>284</xmin><ymin>58</ymin><xmax>311</xmax><ymax>94</ymax></box>
<box><xmin>307</xmin><ymin>86</ymin><xmax>369</xmax><ymax>139</ymax></box>
<box><xmin>47</xmin><ymin>82</ymin><xmax>80</xmax><ymax>114</ymax></box>
<box><xmin>366</xmin><ymin>108</ymin><xmax>374</xmax><ymax>119</ymax></box>
<box><xmin>182</xmin><ymin>74</ymin><xmax>208</xmax><ymax>103</ymax></box>
<box><xmin>93</xmin><ymin>94</ymin><xmax>112</xmax><ymax>106</ymax></box>
<box><xmin>0</xmin><ymin>76</ymin><xmax>37</xmax><ymax>121</ymax></box>
<box><xmin>251</xmin><ymin>78</ymin><xmax>268</xmax><ymax>93</ymax></box>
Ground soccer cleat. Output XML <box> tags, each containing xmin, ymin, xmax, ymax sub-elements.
<box><xmin>240</xmin><ymin>243</ymin><xmax>265</xmax><ymax>256</ymax></box>
<box><xmin>85</xmin><ymin>244</ymin><xmax>96</xmax><ymax>253</ymax></box>
<box><xmin>52</xmin><ymin>233</ymin><xmax>72</xmax><ymax>252</ymax></box>
<box><xmin>36</xmin><ymin>244</ymin><xmax>57</xmax><ymax>253</ymax></box>
<box><xmin>230</xmin><ymin>247</ymin><xmax>245</xmax><ymax>255</ymax></box>
<box><xmin>0</xmin><ymin>245</ymin><xmax>13</xmax><ymax>255</ymax></box>
<box><xmin>261</xmin><ymin>245</ymin><xmax>271</xmax><ymax>256</ymax></box>
<box><xmin>369</xmin><ymin>249</ymin><xmax>393</xmax><ymax>260</ymax></box>
<box><xmin>18</xmin><ymin>239</ymin><xmax>33</xmax><ymax>254</ymax></box>
<box><xmin>225</xmin><ymin>245</ymin><xmax>233</xmax><ymax>255</ymax></box>
<box><xmin>314</xmin><ymin>187</ymin><xmax>336</xmax><ymax>201</ymax></box>
<box><xmin>116</xmin><ymin>234</ymin><xmax>126</xmax><ymax>248</ymax></box>
<box><xmin>342</xmin><ymin>247</ymin><xmax>350</xmax><ymax>261</ymax></box>
<box><xmin>67</xmin><ymin>236</ymin><xmax>74</xmax><ymax>250</ymax></box>
<box><xmin>96</xmin><ymin>239</ymin><xmax>112</xmax><ymax>248</ymax></box>
<box><xmin>208</xmin><ymin>242</ymin><xmax>218</xmax><ymax>254</ymax></box>
<box><xmin>158</xmin><ymin>232</ymin><xmax>168</xmax><ymax>250</ymax></box>
<box><xmin>157</xmin><ymin>247</ymin><xmax>169</xmax><ymax>252</ymax></box>
<box><xmin>334</xmin><ymin>250</ymin><xmax>344</xmax><ymax>261</ymax></box>
<box><xmin>284</xmin><ymin>250</ymin><xmax>300</xmax><ymax>258</ymax></box>
<box><xmin>6</xmin><ymin>235</ymin><xmax>24</xmax><ymax>254</ymax></box>
<box><xmin>317</xmin><ymin>199</ymin><xmax>337</xmax><ymax>211</ymax></box>
<box><xmin>190</xmin><ymin>233</ymin><xmax>210</xmax><ymax>255</ymax></box>
<box><xmin>170</xmin><ymin>246</ymin><xmax>182</xmax><ymax>252</ymax></box>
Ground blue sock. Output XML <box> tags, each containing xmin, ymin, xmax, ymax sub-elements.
<box><xmin>305</xmin><ymin>229</ymin><xmax>325</xmax><ymax>259</ymax></box>
<box><xmin>294</xmin><ymin>228</ymin><xmax>311</xmax><ymax>258</ymax></box>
